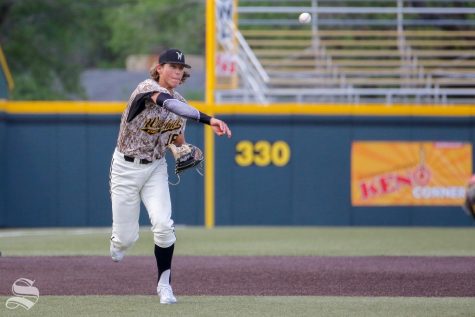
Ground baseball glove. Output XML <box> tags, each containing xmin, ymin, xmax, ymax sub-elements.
<box><xmin>168</xmin><ymin>143</ymin><xmax>204</xmax><ymax>175</ymax></box>
<box><xmin>463</xmin><ymin>184</ymin><xmax>475</xmax><ymax>220</ymax></box>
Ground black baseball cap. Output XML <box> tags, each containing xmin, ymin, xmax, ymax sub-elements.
<box><xmin>158</xmin><ymin>48</ymin><xmax>191</xmax><ymax>68</ymax></box>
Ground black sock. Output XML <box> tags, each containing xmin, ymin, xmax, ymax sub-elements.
<box><xmin>154</xmin><ymin>244</ymin><xmax>174</xmax><ymax>284</ymax></box>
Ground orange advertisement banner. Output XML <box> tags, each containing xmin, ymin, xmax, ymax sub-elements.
<box><xmin>351</xmin><ymin>142</ymin><xmax>472</xmax><ymax>206</ymax></box>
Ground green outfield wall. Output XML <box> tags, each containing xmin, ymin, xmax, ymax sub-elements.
<box><xmin>0</xmin><ymin>113</ymin><xmax>204</xmax><ymax>227</ymax></box>
<box><xmin>0</xmin><ymin>102</ymin><xmax>474</xmax><ymax>227</ymax></box>
<box><xmin>214</xmin><ymin>115</ymin><xmax>473</xmax><ymax>226</ymax></box>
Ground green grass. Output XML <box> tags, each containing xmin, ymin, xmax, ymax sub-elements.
<box><xmin>0</xmin><ymin>226</ymin><xmax>474</xmax><ymax>257</ymax></box>
<box><xmin>2</xmin><ymin>296</ymin><xmax>475</xmax><ymax>317</ymax></box>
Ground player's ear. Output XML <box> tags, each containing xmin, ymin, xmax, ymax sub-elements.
<box><xmin>157</xmin><ymin>64</ymin><xmax>164</xmax><ymax>74</ymax></box>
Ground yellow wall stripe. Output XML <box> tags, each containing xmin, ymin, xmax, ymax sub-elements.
<box><xmin>212</xmin><ymin>103</ymin><xmax>475</xmax><ymax>117</ymax></box>
<box><xmin>0</xmin><ymin>101</ymin><xmax>126</xmax><ymax>114</ymax></box>
<box><xmin>1</xmin><ymin>101</ymin><xmax>473</xmax><ymax>117</ymax></box>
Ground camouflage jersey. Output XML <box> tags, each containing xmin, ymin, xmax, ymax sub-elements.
<box><xmin>117</xmin><ymin>79</ymin><xmax>186</xmax><ymax>161</ymax></box>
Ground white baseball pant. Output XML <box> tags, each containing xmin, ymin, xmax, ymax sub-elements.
<box><xmin>110</xmin><ymin>148</ymin><xmax>176</xmax><ymax>251</ymax></box>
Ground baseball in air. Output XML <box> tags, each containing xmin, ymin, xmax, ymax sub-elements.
<box><xmin>299</xmin><ymin>12</ymin><xmax>311</xmax><ymax>24</ymax></box>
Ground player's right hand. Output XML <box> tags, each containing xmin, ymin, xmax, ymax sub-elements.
<box><xmin>210</xmin><ymin>118</ymin><xmax>232</xmax><ymax>138</ymax></box>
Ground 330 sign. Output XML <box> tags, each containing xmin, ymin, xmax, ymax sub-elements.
<box><xmin>235</xmin><ymin>140</ymin><xmax>291</xmax><ymax>167</ymax></box>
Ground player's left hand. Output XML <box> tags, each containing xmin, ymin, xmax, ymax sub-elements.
<box><xmin>168</xmin><ymin>143</ymin><xmax>204</xmax><ymax>175</ymax></box>
<box><xmin>210</xmin><ymin>118</ymin><xmax>232</xmax><ymax>138</ymax></box>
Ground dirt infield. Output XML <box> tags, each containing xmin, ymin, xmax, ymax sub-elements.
<box><xmin>1</xmin><ymin>256</ymin><xmax>474</xmax><ymax>297</ymax></box>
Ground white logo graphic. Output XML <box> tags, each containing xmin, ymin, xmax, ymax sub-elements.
<box><xmin>5</xmin><ymin>278</ymin><xmax>39</xmax><ymax>310</ymax></box>
<box><xmin>176</xmin><ymin>52</ymin><xmax>183</xmax><ymax>60</ymax></box>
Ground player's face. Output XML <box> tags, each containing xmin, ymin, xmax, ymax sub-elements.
<box><xmin>158</xmin><ymin>63</ymin><xmax>185</xmax><ymax>90</ymax></box>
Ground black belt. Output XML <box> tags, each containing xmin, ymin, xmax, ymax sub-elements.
<box><xmin>124</xmin><ymin>155</ymin><xmax>152</xmax><ymax>164</ymax></box>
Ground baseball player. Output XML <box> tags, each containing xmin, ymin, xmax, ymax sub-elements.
<box><xmin>462</xmin><ymin>175</ymin><xmax>475</xmax><ymax>220</ymax></box>
<box><xmin>109</xmin><ymin>48</ymin><xmax>231</xmax><ymax>304</ymax></box>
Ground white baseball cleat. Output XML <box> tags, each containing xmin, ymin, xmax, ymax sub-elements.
<box><xmin>157</xmin><ymin>284</ymin><xmax>177</xmax><ymax>304</ymax></box>
<box><xmin>110</xmin><ymin>243</ymin><xmax>124</xmax><ymax>262</ymax></box>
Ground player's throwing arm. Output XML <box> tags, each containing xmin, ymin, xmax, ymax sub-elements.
<box><xmin>152</xmin><ymin>92</ymin><xmax>232</xmax><ymax>138</ymax></box>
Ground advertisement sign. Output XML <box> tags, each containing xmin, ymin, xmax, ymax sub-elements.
<box><xmin>351</xmin><ymin>142</ymin><xmax>472</xmax><ymax>206</ymax></box>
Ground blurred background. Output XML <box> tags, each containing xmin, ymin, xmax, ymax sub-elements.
<box><xmin>1</xmin><ymin>0</ymin><xmax>474</xmax><ymax>228</ymax></box>
<box><xmin>3</xmin><ymin>0</ymin><xmax>475</xmax><ymax>103</ymax></box>
<box><xmin>0</xmin><ymin>0</ymin><xmax>206</xmax><ymax>101</ymax></box>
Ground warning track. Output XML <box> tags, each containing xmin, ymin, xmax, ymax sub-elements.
<box><xmin>1</xmin><ymin>256</ymin><xmax>474</xmax><ymax>297</ymax></box>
